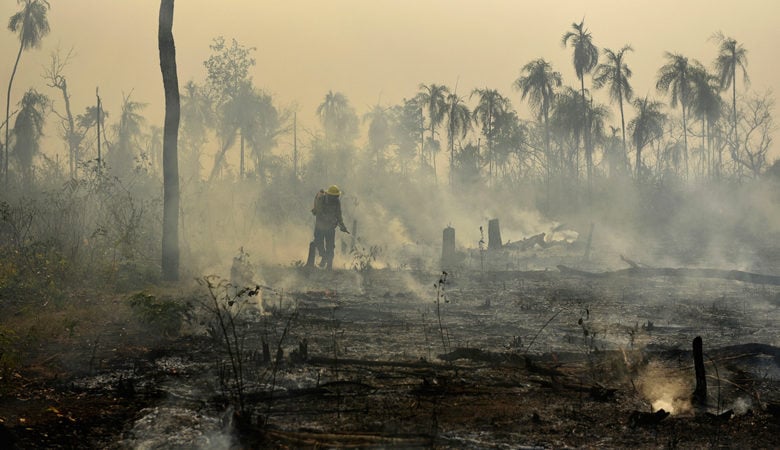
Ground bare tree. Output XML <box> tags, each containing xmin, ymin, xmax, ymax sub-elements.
<box><xmin>44</xmin><ymin>49</ymin><xmax>82</xmax><ymax>179</ymax></box>
<box><xmin>159</xmin><ymin>0</ymin><xmax>180</xmax><ymax>281</ymax></box>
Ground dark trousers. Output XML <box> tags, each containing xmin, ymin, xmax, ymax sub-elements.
<box><xmin>312</xmin><ymin>227</ymin><xmax>336</xmax><ymax>268</ymax></box>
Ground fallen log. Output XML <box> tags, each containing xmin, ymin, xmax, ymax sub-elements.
<box><xmin>557</xmin><ymin>265</ymin><xmax>780</xmax><ymax>286</ymax></box>
<box><xmin>504</xmin><ymin>232</ymin><xmax>547</xmax><ymax>251</ymax></box>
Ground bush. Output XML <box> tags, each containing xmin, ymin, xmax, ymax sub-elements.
<box><xmin>127</xmin><ymin>292</ymin><xmax>191</xmax><ymax>337</ymax></box>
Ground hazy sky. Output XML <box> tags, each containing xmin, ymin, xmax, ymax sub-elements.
<box><xmin>2</xmin><ymin>0</ymin><xmax>779</xmax><ymax>159</ymax></box>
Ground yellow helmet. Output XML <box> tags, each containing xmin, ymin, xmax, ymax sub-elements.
<box><xmin>326</xmin><ymin>185</ymin><xmax>341</xmax><ymax>196</ymax></box>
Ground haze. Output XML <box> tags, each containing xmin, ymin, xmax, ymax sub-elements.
<box><xmin>2</xmin><ymin>0</ymin><xmax>780</xmax><ymax>157</ymax></box>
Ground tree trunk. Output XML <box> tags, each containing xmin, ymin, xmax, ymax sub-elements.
<box><xmin>487</xmin><ymin>219</ymin><xmax>502</xmax><ymax>250</ymax></box>
<box><xmin>159</xmin><ymin>0</ymin><xmax>180</xmax><ymax>281</ymax></box>
<box><xmin>441</xmin><ymin>227</ymin><xmax>456</xmax><ymax>269</ymax></box>
<box><xmin>4</xmin><ymin>40</ymin><xmax>24</xmax><ymax>188</ymax></box>
<box><xmin>692</xmin><ymin>336</ymin><xmax>707</xmax><ymax>407</ymax></box>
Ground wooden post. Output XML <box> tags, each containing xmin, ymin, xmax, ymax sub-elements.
<box><xmin>441</xmin><ymin>226</ymin><xmax>456</xmax><ymax>268</ymax></box>
<box><xmin>488</xmin><ymin>219</ymin><xmax>502</xmax><ymax>250</ymax></box>
<box><xmin>692</xmin><ymin>336</ymin><xmax>707</xmax><ymax>407</ymax></box>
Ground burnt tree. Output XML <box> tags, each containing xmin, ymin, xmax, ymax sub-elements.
<box><xmin>159</xmin><ymin>0</ymin><xmax>180</xmax><ymax>281</ymax></box>
<box><xmin>488</xmin><ymin>218</ymin><xmax>502</xmax><ymax>250</ymax></box>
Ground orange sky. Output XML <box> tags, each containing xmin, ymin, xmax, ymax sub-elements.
<box><xmin>2</xmin><ymin>0</ymin><xmax>779</xmax><ymax>160</ymax></box>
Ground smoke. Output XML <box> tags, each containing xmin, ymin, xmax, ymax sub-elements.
<box><xmin>636</xmin><ymin>361</ymin><xmax>693</xmax><ymax>416</ymax></box>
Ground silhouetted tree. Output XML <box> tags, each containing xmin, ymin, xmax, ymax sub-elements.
<box><xmin>391</xmin><ymin>97</ymin><xmax>424</xmax><ymax>176</ymax></box>
<box><xmin>159</xmin><ymin>0</ymin><xmax>179</xmax><ymax>281</ymax></box>
<box><xmin>44</xmin><ymin>49</ymin><xmax>83</xmax><ymax>179</ymax></box>
<box><xmin>4</xmin><ymin>0</ymin><xmax>50</xmax><ymax>187</ymax></box>
<box><xmin>562</xmin><ymin>19</ymin><xmax>599</xmax><ymax>185</ymax></box>
<box><xmin>471</xmin><ymin>88</ymin><xmax>510</xmax><ymax>180</ymax></box>
<box><xmin>551</xmin><ymin>86</ymin><xmax>585</xmax><ymax>180</ymax></box>
<box><xmin>363</xmin><ymin>104</ymin><xmax>392</xmax><ymax>170</ymax></box>
<box><xmin>733</xmin><ymin>92</ymin><xmax>773</xmax><ymax>178</ymax></box>
<box><xmin>180</xmin><ymin>81</ymin><xmax>212</xmax><ymax>182</ymax></box>
<box><xmin>713</xmin><ymin>32</ymin><xmax>749</xmax><ymax>166</ymax></box>
<box><xmin>593</xmin><ymin>45</ymin><xmax>633</xmax><ymax>173</ymax></box>
<box><xmin>657</xmin><ymin>52</ymin><xmax>702</xmax><ymax>179</ymax></box>
<box><xmin>314</xmin><ymin>90</ymin><xmax>358</xmax><ymax>182</ymax></box>
<box><xmin>418</xmin><ymin>83</ymin><xmax>449</xmax><ymax>181</ymax></box>
<box><xmin>109</xmin><ymin>94</ymin><xmax>147</xmax><ymax>176</ymax></box>
<box><xmin>316</xmin><ymin>90</ymin><xmax>358</xmax><ymax>144</ymax></box>
<box><xmin>203</xmin><ymin>36</ymin><xmax>256</xmax><ymax>180</ymax></box>
<box><xmin>11</xmin><ymin>88</ymin><xmax>48</xmax><ymax>185</ymax></box>
<box><xmin>628</xmin><ymin>96</ymin><xmax>666</xmax><ymax>180</ymax></box>
<box><xmin>514</xmin><ymin>58</ymin><xmax>562</xmax><ymax>199</ymax></box>
<box><xmin>444</xmin><ymin>92</ymin><xmax>471</xmax><ymax>186</ymax></box>
<box><xmin>689</xmin><ymin>65</ymin><xmax>722</xmax><ymax>178</ymax></box>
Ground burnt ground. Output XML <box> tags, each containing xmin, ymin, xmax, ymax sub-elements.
<box><xmin>1</xmin><ymin>259</ymin><xmax>780</xmax><ymax>449</ymax></box>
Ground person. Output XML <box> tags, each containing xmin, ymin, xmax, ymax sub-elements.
<box><xmin>307</xmin><ymin>185</ymin><xmax>349</xmax><ymax>269</ymax></box>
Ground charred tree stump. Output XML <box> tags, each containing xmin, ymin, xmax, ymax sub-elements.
<box><xmin>692</xmin><ymin>336</ymin><xmax>708</xmax><ymax>407</ymax></box>
<box><xmin>263</xmin><ymin>340</ymin><xmax>271</xmax><ymax>363</ymax></box>
<box><xmin>488</xmin><ymin>219</ymin><xmax>502</xmax><ymax>250</ymax></box>
<box><xmin>441</xmin><ymin>226</ymin><xmax>456</xmax><ymax>268</ymax></box>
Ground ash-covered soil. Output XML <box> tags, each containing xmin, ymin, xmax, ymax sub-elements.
<box><xmin>2</xmin><ymin>262</ymin><xmax>780</xmax><ymax>449</ymax></box>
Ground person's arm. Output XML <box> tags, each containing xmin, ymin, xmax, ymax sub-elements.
<box><xmin>336</xmin><ymin>201</ymin><xmax>349</xmax><ymax>233</ymax></box>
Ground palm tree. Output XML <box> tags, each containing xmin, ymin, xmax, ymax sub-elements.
<box><xmin>443</xmin><ymin>92</ymin><xmax>471</xmax><ymax>186</ymax></box>
<box><xmin>593</xmin><ymin>45</ymin><xmax>633</xmax><ymax>171</ymax></box>
<box><xmin>628</xmin><ymin>96</ymin><xmax>666</xmax><ymax>180</ymax></box>
<box><xmin>656</xmin><ymin>52</ymin><xmax>701</xmax><ymax>178</ymax></box>
<box><xmin>5</xmin><ymin>0</ymin><xmax>50</xmax><ymax>187</ymax></box>
<box><xmin>363</xmin><ymin>104</ymin><xmax>392</xmax><ymax>170</ymax></box>
<box><xmin>471</xmin><ymin>88</ymin><xmax>510</xmax><ymax>180</ymax></box>
<box><xmin>110</xmin><ymin>94</ymin><xmax>147</xmax><ymax>175</ymax></box>
<box><xmin>417</xmin><ymin>83</ymin><xmax>449</xmax><ymax>179</ymax></box>
<box><xmin>689</xmin><ymin>65</ymin><xmax>722</xmax><ymax>178</ymax></box>
<box><xmin>513</xmin><ymin>58</ymin><xmax>562</xmax><ymax>185</ymax></box>
<box><xmin>316</xmin><ymin>90</ymin><xmax>358</xmax><ymax>143</ymax></box>
<box><xmin>712</xmin><ymin>33</ymin><xmax>748</xmax><ymax>164</ymax></box>
<box><xmin>550</xmin><ymin>86</ymin><xmax>585</xmax><ymax>179</ymax></box>
<box><xmin>562</xmin><ymin>19</ymin><xmax>598</xmax><ymax>184</ymax></box>
<box><xmin>11</xmin><ymin>88</ymin><xmax>48</xmax><ymax>184</ymax></box>
<box><xmin>392</xmin><ymin>97</ymin><xmax>424</xmax><ymax>176</ymax></box>
<box><xmin>180</xmin><ymin>81</ymin><xmax>213</xmax><ymax>181</ymax></box>
<box><xmin>159</xmin><ymin>0</ymin><xmax>179</xmax><ymax>281</ymax></box>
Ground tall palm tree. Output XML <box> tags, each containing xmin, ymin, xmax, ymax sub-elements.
<box><xmin>712</xmin><ymin>33</ymin><xmax>748</xmax><ymax>163</ymax></box>
<box><xmin>689</xmin><ymin>65</ymin><xmax>722</xmax><ymax>178</ymax></box>
<box><xmin>417</xmin><ymin>83</ymin><xmax>449</xmax><ymax>179</ymax></box>
<box><xmin>656</xmin><ymin>52</ymin><xmax>701</xmax><ymax>178</ymax></box>
<box><xmin>159</xmin><ymin>0</ymin><xmax>179</xmax><ymax>281</ymax></box>
<box><xmin>562</xmin><ymin>19</ymin><xmax>598</xmax><ymax>184</ymax></box>
<box><xmin>316</xmin><ymin>90</ymin><xmax>358</xmax><ymax>143</ymax></box>
<box><xmin>593</xmin><ymin>45</ymin><xmax>633</xmax><ymax>171</ymax></box>
<box><xmin>11</xmin><ymin>88</ymin><xmax>48</xmax><ymax>184</ymax></box>
<box><xmin>513</xmin><ymin>58</ymin><xmax>562</xmax><ymax>184</ymax></box>
<box><xmin>471</xmin><ymin>88</ymin><xmax>510</xmax><ymax>179</ymax></box>
<box><xmin>443</xmin><ymin>92</ymin><xmax>471</xmax><ymax>186</ymax></box>
<box><xmin>5</xmin><ymin>0</ymin><xmax>50</xmax><ymax>187</ymax></box>
<box><xmin>628</xmin><ymin>96</ymin><xmax>666</xmax><ymax>180</ymax></box>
